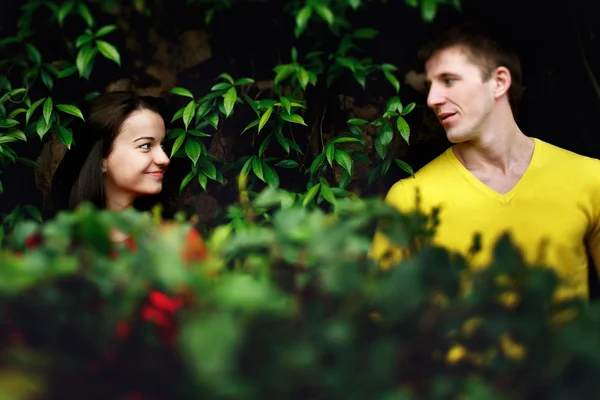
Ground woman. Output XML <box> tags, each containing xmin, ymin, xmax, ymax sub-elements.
<box><xmin>51</xmin><ymin>91</ymin><xmax>205</xmax><ymax>255</ymax></box>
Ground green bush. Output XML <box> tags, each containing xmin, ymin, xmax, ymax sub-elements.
<box><xmin>2</xmin><ymin>189</ymin><xmax>600</xmax><ymax>400</ymax></box>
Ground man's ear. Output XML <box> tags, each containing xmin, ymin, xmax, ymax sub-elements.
<box><xmin>493</xmin><ymin>66</ymin><xmax>512</xmax><ymax>99</ymax></box>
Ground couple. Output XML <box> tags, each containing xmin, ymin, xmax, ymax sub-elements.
<box><xmin>52</xmin><ymin>23</ymin><xmax>600</xmax><ymax>301</ymax></box>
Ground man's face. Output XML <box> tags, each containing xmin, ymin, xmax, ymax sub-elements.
<box><xmin>425</xmin><ymin>46</ymin><xmax>496</xmax><ymax>143</ymax></box>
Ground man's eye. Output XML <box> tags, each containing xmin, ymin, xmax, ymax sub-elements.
<box><xmin>444</xmin><ymin>78</ymin><xmax>455</xmax><ymax>85</ymax></box>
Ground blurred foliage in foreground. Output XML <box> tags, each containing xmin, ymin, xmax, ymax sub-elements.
<box><xmin>2</xmin><ymin>188</ymin><xmax>600</xmax><ymax>400</ymax></box>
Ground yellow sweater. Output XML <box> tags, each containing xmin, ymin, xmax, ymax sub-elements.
<box><xmin>372</xmin><ymin>138</ymin><xmax>600</xmax><ymax>299</ymax></box>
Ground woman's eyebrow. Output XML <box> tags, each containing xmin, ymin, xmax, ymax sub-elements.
<box><xmin>133</xmin><ymin>136</ymin><xmax>155</xmax><ymax>143</ymax></box>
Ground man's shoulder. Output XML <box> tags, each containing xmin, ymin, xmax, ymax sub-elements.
<box><xmin>385</xmin><ymin>148</ymin><xmax>457</xmax><ymax>205</ymax></box>
<box><xmin>536</xmin><ymin>138</ymin><xmax>600</xmax><ymax>170</ymax></box>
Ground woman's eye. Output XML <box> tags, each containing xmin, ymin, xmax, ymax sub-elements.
<box><xmin>139</xmin><ymin>143</ymin><xmax>151</xmax><ymax>150</ymax></box>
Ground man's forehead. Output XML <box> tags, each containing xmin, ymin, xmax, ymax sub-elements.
<box><xmin>425</xmin><ymin>46</ymin><xmax>476</xmax><ymax>78</ymax></box>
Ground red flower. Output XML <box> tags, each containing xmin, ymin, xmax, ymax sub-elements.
<box><xmin>24</xmin><ymin>233</ymin><xmax>43</xmax><ymax>250</ymax></box>
<box><xmin>148</xmin><ymin>291</ymin><xmax>183</xmax><ymax>313</ymax></box>
<box><xmin>116</xmin><ymin>321</ymin><xmax>130</xmax><ymax>338</ymax></box>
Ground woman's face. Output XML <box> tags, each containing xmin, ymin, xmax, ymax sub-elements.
<box><xmin>101</xmin><ymin>109</ymin><xmax>169</xmax><ymax>210</ymax></box>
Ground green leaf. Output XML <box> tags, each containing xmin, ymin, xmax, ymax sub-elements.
<box><xmin>96</xmin><ymin>25</ymin><xmax>118</xmax><ymax>38</ymax></box>
<box><xmin>384</xmin><ymin>70</ymin><xmax>400</xmax><ymax>92</ymax></box>
<box><xmin>96</xmin><ymin>40</ymin><xmax>121</xmax><ymax>66</ymax></box>
<box><xmin>244</xmin><ymin>94</ymin><xmax>260</xmax><ymax>115</ymax></box>
<box><xmin>57</xmin><ymin>66</ymin><xmax>77</xmax><ymax>78</ymax></box>
<box><xmin>295</xmin><ymin>6</ymin><xmax>312</xmax><ymax>37</ymax></box>
<box><xmin>0</xmin><ymin>119</ymin><xmax>19</xmax><ymax>129</ymax></box>
<box><xmin>26</xmin><ymin>98</ymin><xmax>45</xmax><ymax>125</ymax></box>
<box><xmin>353</xmin><ymin>28</ymin><xmax>378</xmax><ymax>38</ymax></box>
<box><xmin>76</xmin><ymin>45</ymin><xmax>98</xmax><ymax>79</ymax></box>
<box><xmin>258</xmin><ymin>107</ymin><xmax>273</xmax><ymax>133</ymax></box>
<box><xmin>43</xmin><ymin>97</ymin><xmax>53</xmax><ymax>126</ymax></box>
<box><xmin>223</xmin><ymin>87</ymin><xmax>237</xmax><ymax>118</ymax></box>
<box><xmin>258</xmin><ymin>134</ymin><xmax>272</xmax><ymax>157</ymax></box>
<box><xmin>275</xmin><ymin>130</ymin><xmax>290</xmax><ymax>153</ymax></box>
<box><xmin>421</xmin><ymin>0</ymin><xmax>437</xmax><ymax>22</ymax></box>
<box><xmin>313</xmin><ymin>3</ymin><xmax>334</xmax><ymax>25</ymax></box>
<box><xmin>6</xmin><ymin>130</ymin><xmax>26</xmax><ymax>141</ymax></box>
<box><xmin>302</xmin><ymin>183</ymin><xmax>321</xmax><ymax>207</ymax></box>
<box><xmin>280</xmin><ymin>97</ymin><xmax>291</xmax><ymax>114</ymax></box>
<box><xmin>56</xmin><ymin>104</ymin><xmax>84</xmax><ymax>120</ymax></box>
<box><xmin>171</xmin><ymin>87</ymin><xmax>194</xmax><ymax>98</ymax></box>
<box><xmin>396</xmin><ymin>116</ymin><xmax>410</xmax><ymax>145</ymax></box>
<box><xmin>309</xmin><ymin>152</ymin><xmax>325</xmax><ymax>175</ymax></box>
<box><xmin>325</xmin><ymin>143</ymin><xmax>335</xmax><ymax>166</ymax></box>
<box><xmin>274</xmin><ymin>64</ymin><xmax>297</xmax><ymax>87</ymax></box>
<box><xmin>275</xmin><ymin>159</ymin><xmax>299</xmax><ymax>168</ymax></box>
<box><xmin>217</xmin><ymin>73</ymin><xmax>234</xmax><ymax>84</ymax></box>
<box><xmin>211</xmin><ymin>82</ymin><xmax>231</xmax><ymax>91</ymax></box>
<box><xmin>402</xmin><ymin>102</ymin><xmax>416</xmax><ymax>115</ymax></box>
<box><xmin>23</xmin><ymin>205</ymin><xmax>42</xmax><ymax>222</ymax></box>
<box><xmin>36</xmin><ymin>118</ymin><xmax>50</xmax><ymax>139</ymax></box>
<box><xmin>77</xmin><ymin>2</ymin><xmax>94</xmax><ymax>27</ymax></box>
<box><xmin>17</xmin><ymin>157</ymin><xmax>40</xmax><ymax>169</ymax></box>
<box><xmin>386</xmin><ymin>96</ymin><xmax>401</xmax><ymax>113</ymax></box>
<box><xmin>334</xmin><ymin>150</ymin><xmax>353</xmax><ymax>176</ymax></box>
<box><xmin>198</xmin><ymin>172</ymin><xmax>208</xmax><ymax>190</ymax></box>
<box><xmin>331</xmin><ymin>136</ymin><xmax>361</xmax><ymax>144</ymax></box>
<box><xmin>381</xmin><ymin>63</ymin><xmax>397</xmax><ymax>72</ymax></box>
<box><xmin>297</xmin><ymin>68</ymin><xmax>309</xmax><ymax>90</ymax></box>
<box><xmin>280</xmin><ymin>113</ymin><xmax>306</xmax><ymax>126</ymax></box>
<box><xmin>170</xmin><ymin>132</ymin><xmax>186</xmax><ymax>157</ymax></box>
<box><xmin>171</xmin><ymin>108</ymin><xmax>184</xmax><ymax>123</ymax></box>
<box><xmin>347</xmin><ymin>118</ymin><xmax>367</xmax><ymax>125</ymax></box>
<box><xmin>370</xmin><ymin>118</ymin><xmax>387</xmax><ymax>127</ymax></box>
<box><xmin>234</xmin><ymin>77</ymin><xmax>254</xmax><ymax>86</ymax></box>
<box><xmin>383</xmin><ymin>110</ymin><xmax>399</xmax><ymax>118</ymax></box>
<box><xmin>0</xmin><ymin>136</ymin><xmax>17</xmax><ymax>145</ymax></box>
<box><xmin>183</xmin><ymin>100</ymin><xmax>196</xmax><ymax>130</ymax></box>
<box><xmin>394</xmin><ymin>158</ymin><xmax>414</xmax><ymax>175</ymax></box>
<box><xmin>199</xmin><ymin>158</ymin><xmax>217</xmax><ymax>180</ymax></box>
<box><xmin>205</xmin><ymin>112</ymin><xmax>219</xmax><ymax>129</ymax></box>
<box><xmin>336</xmin><ymin>56</ymin><xmax>357</xmax><ymax>72</ymax></box>
<box><xmin>252</xmin><ymin>157</ymin><xmax>264</xmax><ymax>181</ymax></box>
<box><xmin>349</xmin><ymin>0</ymin><xmax>361</xmax><ymax>10</ymax></box>
<box><xmin>381</xmin><ymin>157</ymin><xmax>392</xmax><ymax>176</ymax></box>
<box><xmin>56</xmin><ymin>125</ymin><xmax>73</xmax><ymax>149</ymax></box>
<box><xmin>188</xmin><ymin>130</ymin><xmax>211</xmax><ymax>137</ymax></box>
<box><xmin>40</xmin><ymin>69</ymin><xmax>53</xmax><ymax>90</ymax></box>
<box><xmin>180</xmin><ymin>169</ymin><xmax>195</xmax><ymax>192</ymax></box>
<box><xmin>25</xmin><ymin>43</ymin><xmax>41</xmax><ymax>65</ymax></box>
<box><xmin>320</xmin><ymin>181</ymin><xmax>336</xmax><ymax>204</ymax></box>
<box><xmin>262</xmin><ymin>162</ymin><xmax>279</xmax><ymax>187</ymax></box>
<box><xmin>185</xmin><ymin>138</ymin><xmax>202</xmax><ymax>165</ymax></box>
<box><xmin>195</xmin><ymin>101</ymin><xmax>213</xmax><ymax>122</ymax></box>
<box><xmin>375</xmin><ymin>135</ymin><xmax>387</xmax><ymax>159</ymax></box>
<box><xmin>75</xmin><ymin>33</ymin><xmax>93</xmax><ymax>48</ymax></box>
<box><xmin>242</xmin><ymin>118</ymin><xmax>259</xmax><ymax>134</ymax></box>
<box><xmin>379</xmin><ymin>123</ymin><xmax>393</xmax><ymax>146</ymax></box>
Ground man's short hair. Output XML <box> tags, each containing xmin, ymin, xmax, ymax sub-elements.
<box><xmin>418</xmin><ymin>22</ymin><xmax>524</xmax><ymax>116</ymax></box>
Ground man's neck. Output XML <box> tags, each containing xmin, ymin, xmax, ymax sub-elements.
<box><xmin>452</xmin><ymin>111</ymin><xmax>534</xmax><ymax>174</ymax></box>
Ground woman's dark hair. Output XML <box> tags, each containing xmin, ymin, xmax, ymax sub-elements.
<box><xmin>52</xmin><ymin>91</ymin><xmax>165</xmax><ymax>210</ymax></box>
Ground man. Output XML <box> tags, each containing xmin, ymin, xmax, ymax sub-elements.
<box><xmin>371</xmin><ymin>23</ymin><xmax>600</xmax><ymax>300</ymax></box>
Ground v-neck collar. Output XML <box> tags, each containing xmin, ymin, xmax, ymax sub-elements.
<box><xmin>444</xmin><ymin>138</ymin><xmax>540</xmax><ymax>204</ymax></box>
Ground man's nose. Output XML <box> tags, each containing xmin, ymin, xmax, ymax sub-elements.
<box><xmin>426</xmin><ymin>85</ymin><xmax>446</xmax><ymax>110</ymax></box>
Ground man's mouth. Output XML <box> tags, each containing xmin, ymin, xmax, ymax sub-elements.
<box><xmin>438</xmin><ymin>112</ymin><xmax>457</xmax><ymax>124</ymax></box>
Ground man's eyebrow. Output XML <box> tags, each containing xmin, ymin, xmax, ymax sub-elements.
<box><xmin>133</xmin><ymin>136</ymin><xmax>155</xmax><ymax>143</ymax></box>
